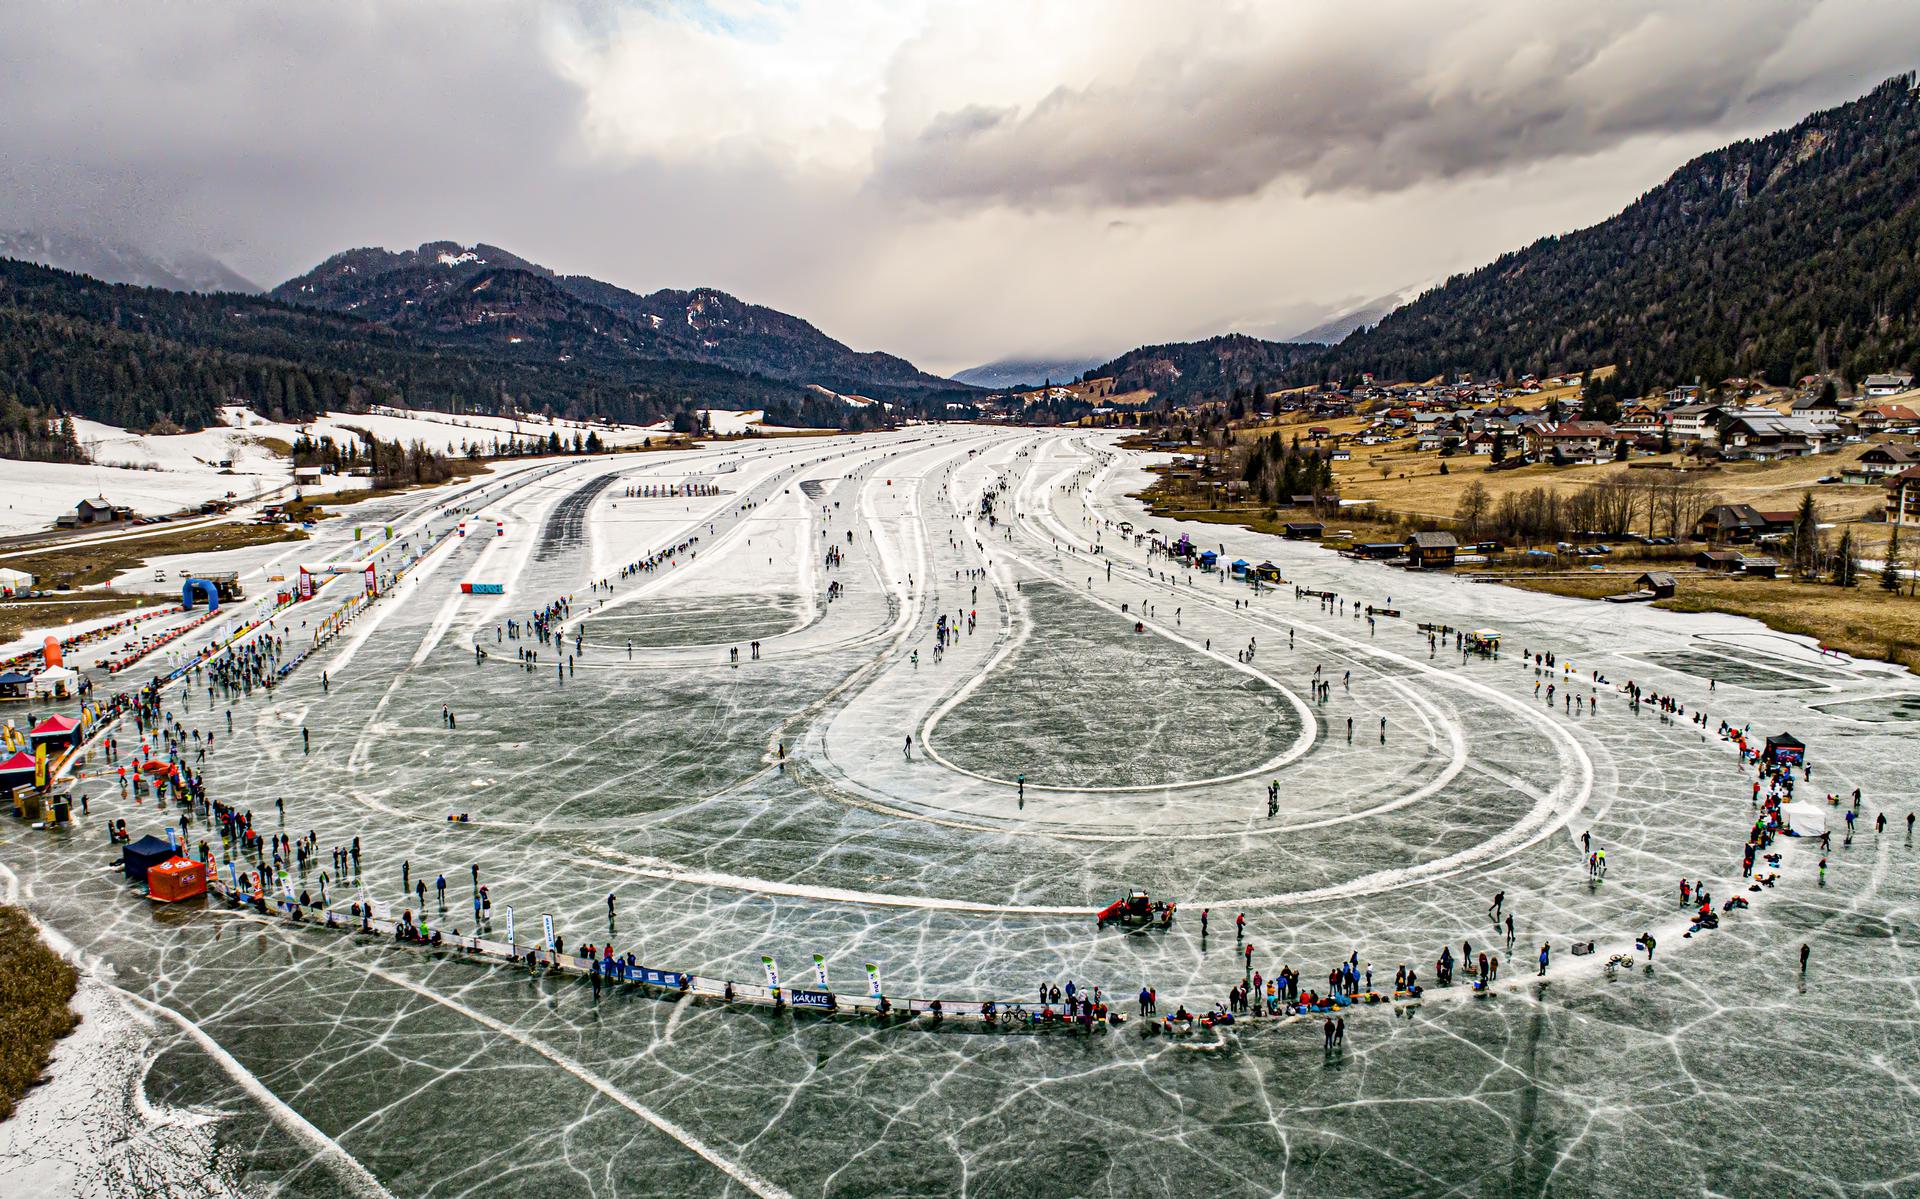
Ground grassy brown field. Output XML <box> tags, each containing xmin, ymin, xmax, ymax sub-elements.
<box><xmin>1496</xmin><ymin>572</ymin><xmax>1920</xmax><ymax>671</ymax></box>
<box><xmin>0</xmin><ymin>904</ymin><xmax>80</xmax><ymax>1122</ymax></box>
<box><xmin>0</xmin><ymin>520</ymin><xmax>307</xmax><ymax>590</ymax></box>
<box><xmin>0</xmin><ymin>594</ymin><xmax>156</xmax><ymax>643</ymax></box>
<box><xmin>1330</xmin><ymin>437</ymin><xmax>1886</xmax><ymax>523</ymax></box>
<box><xmin>1135</xmin><ymin>449</ymin><xmax>1920</xmax><ymax>674</ymax></box>
<box><xmin>1283</xmin><ymin>419</ymin><xmax>1901</xmax><ymax>557</ymax></box>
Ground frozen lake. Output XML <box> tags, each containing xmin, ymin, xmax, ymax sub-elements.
<box><xmin>3</xmin><ymin>426</ymin><xmax>1917</xmax><ymax>1198</ymax></box>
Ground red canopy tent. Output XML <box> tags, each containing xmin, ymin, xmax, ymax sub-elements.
<box><xmin>0</xmin><ymin>749</ymin><xmax>38</xmax><ymax>816</ymax></box>
<box><xmin>0</xmin><ymin>749</ymin><xmax>35</xmax><ymax>794</ymax></box>
<box><xmin>28</xmin><ymin>714</ymin><xmax>80</xmax><ymax>752</ymax></box>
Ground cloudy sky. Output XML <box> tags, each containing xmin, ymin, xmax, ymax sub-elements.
<box><xmin>2</xmin><ymin>1</ymin><xmax>1915</xmax><ymax>374</ymax></box>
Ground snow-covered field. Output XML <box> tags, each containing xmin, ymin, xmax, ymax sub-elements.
<box><xmin>300</xmin><ymin>405</ymin><xmax>671</xmax><ymax>453</ymax></box>
<box><xmin>696</xmin><ymin>408</ymin><xmax>807</xmax><ymax>434</ymax></box>
<box><xmin>0</xmin><ymin>406</ymin><xmax>678</xmax><ymax>536</ymax></box>
<box><xmin>3</xmin><ymin>426</ymin><xmax>1916</xmax><ymax>1198</ymax></box>
<box><xmin>0</xmin><ymin>456</ymin><xmax>272</xmax><ymax>538</ymax></box>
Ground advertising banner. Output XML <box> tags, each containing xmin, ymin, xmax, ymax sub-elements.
<box><xmin>909</xmin><ymin>998</ymin><xmax>985</xmax><ymax>1017</ymax></box>
<box><xmin>637</xmin><ymin>967</ymin><xmax>687</xmax><ymax>989</ymax></box>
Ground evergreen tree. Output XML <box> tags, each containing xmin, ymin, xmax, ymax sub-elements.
<box><xmin>1792</xmin><ymin>491</ymin><xmax>1820</xmax><ymax>579</ymax></box>
<box><xmin>1833</xmin><ymin>528</ymin><xmax>1859</xmax><ymax>587</ymax></box>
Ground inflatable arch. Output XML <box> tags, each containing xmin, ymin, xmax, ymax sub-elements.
<box><xmin>181</xmin><ymin>578</ymin><xmax>220</xmax><ymax>613</ymax></box>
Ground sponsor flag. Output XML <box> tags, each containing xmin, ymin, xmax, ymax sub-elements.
<box><xmin>762</xmin><ymin>955</ymin><xmax>779</xmax><ymax>990</ymax></box>
<box><xmin>813</xmin><ymin>954</ymin><xmax>830</xmax><ymax>990</ymax></box>
<box><xmin>865</xmin><ymin>963</ymin><xmax>882</xmax><ymax>997</ymax></box>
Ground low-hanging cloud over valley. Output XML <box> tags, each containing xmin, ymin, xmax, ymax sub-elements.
<box><xmin>1</xmin><ymin>0</ymin><xmax>1914</xmax><ymax>373</ymax></box>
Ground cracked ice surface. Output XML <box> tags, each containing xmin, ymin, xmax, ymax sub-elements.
<box><xmin>2</xmin><ymin>428</ymin><xmax>1918</xmax><ymax>1198</ymax></box>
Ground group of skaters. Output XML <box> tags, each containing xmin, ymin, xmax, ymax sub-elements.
<box><xmin>1525</xmin><ymin>651</ymin><xmax>1602</xmax><ymax>716</ymax></box>
<box><xmin>494</xmin><ymin>599</ymin><xmax>588</xmax><ymax>680</ymax></box>
<box><xmin>621</xmin><ymin>482</ymin><xmax>715</xmax><ymax>498</ymax></box>
<box><xmin>613</xmin><ymin>533</ymin><xmax>702</xmax><ymax>583</ymax></box>
<box><xmin>1145</xmin><ymin>912</ymin><xmax>1521</xmax><ymax>1039</ymax></box>
<box><xmin>204</xmin><ymin>632</ymin><xmax>290</xmax><ymax>699</ymax></box>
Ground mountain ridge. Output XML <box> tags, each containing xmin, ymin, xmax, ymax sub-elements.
<box><xmin>950</xmin><ymin>356</ymin><xmax>1109</xmax><ymax>390</ymax></box>
<box><xmin>1302</xmin><ymin>72</ymin><xmax>1920</xmax><ymax>391</ymax></box>
<box><xmin>1086</xmin><ymin>73</ymin><xmax>1920</xmax><ymax>403</ymax></box>
<box><xmin>270</xmin><ymin>241</ymin><xmax>965</xmax><ymax>401</ymax></box>
<box><xmin>0</xmin><ymin>255</ymin><xmax>908</xmax><ymax>436</ymax></box>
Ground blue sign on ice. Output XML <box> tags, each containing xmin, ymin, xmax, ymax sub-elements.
<box><xmin>789</xmin><ymin>989</ymin><xmax>837</xmax><ymax>1009</ymax></box>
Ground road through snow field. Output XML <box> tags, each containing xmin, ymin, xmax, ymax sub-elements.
<box><xmin>4</xmin><ymin>426</ymin><xmax>1918</xmax><ymax>1199</ymax></box>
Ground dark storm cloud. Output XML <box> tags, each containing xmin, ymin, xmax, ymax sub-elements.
<box><xmin>873</xmin><ymin>1</ymin><xmax>1920</xmax><ymax>208</ymax></box>
<box><xmin>0</xmin><ymin>2</ymin><xmax>584</xmax><ymax>275</ymax></box>
<box><xmin>0</xmin><ymin>0</ymin><xmax>1915</xmax><ymax>370</ymax></box>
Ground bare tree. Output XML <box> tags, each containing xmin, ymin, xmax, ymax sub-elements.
<box><xmin>1456</xmin><ymin>480</ymin><xmax>1492</xmax><ymax>540</ymax></box>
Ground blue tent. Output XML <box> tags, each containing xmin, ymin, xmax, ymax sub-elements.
<box><xmin>1230</xmin><ymin>559</ymin><xmax>1250</xmax><ymax>575</ymax></box>
<box><xmin>122</xmin><ymin>834</ymin><xmax>176</xmax><ymax>883</ymax></box>
<box><xmin>1199</xmin><ymin>550</ymin><xmax>1218</xmax><ymax>566</ymax></box>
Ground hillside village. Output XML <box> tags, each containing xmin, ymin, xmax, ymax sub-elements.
<box><xmin>1098</xmin><ymin>364</ymin><xmax>1920</xmax><ymax>527</ymax></box>
<box><xmin>1098</xmin><ymin>364</ymin><xmax>1920</xmax><ymax>667</ymax></box>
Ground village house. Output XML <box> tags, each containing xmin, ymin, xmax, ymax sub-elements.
<box><xmin>1857</xmin><ymin>403</ymin><xmax>1920</xmax><ymax>433</ymax></box>
<box><xmin>1666</xmin><ymin>402</ymin><xmax>1724</xmax><ymax>443</ymax></box>
<box><xmin>1717</xmin><ymin>413</ymin><xmax>1828</xmax><ymax>461</ymax></box>
<box><xmin>1886</xmin><ymin>465</ymin><xmax>1920</xmax><ymax>527</ymax></box>
<box><xmin>54</xmin><ymin>497</ymin><xmax>132</xmax><ymax>528</ymax></box>
<box><xmin>1613</xmin><ymin>402</ymin><xmax>1666</xmax><ymax>436</ymax></box>
<box><xmin>1404</xmin><ymin>530</ymin><xmax>1459</xmax><ymax>569</ymax></box>
<box><xmin>1844</xmin><ymin>443</ymin><xmax>1920</xmax><ymax>482</ymax></box>
<box><xmin>1790</xmin><ymin>391</ymin><xmax>1843</xmax><ymax>415</ymax></box>
<box><xmin>1693</xmin><ymin>504</ymin><xmax>1794</xmax><ymax>545</ymax></box>
<box><xmin>1525</xmin><ymin>420</ymin><xmax>1617</xmax><ymax>464</ymax></box>
<box><xmin>1863</xmin><ymin>372</ymin><xmax>1915</xmax><ymax>399</ymax></box>
<box><xmin>1635</xmin><ymin>571</ymin><xmax>1678</xmax><ymax>599</ymax></box>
